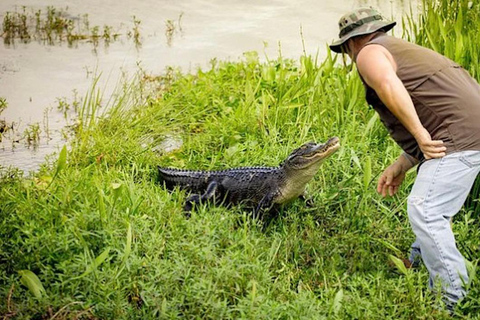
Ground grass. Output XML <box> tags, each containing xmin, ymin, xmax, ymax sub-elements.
<box><xmin>1</xmin><ymin>0</ymin><xmax>480</xmax><ymax>318</ymax></box>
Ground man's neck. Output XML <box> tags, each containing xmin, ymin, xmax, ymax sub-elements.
<box><xmin>352</xmin><ymin>32</ymin><xmax>385</xmax><ymax>61</ymax></box>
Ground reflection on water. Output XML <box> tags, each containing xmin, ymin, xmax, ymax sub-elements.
<box><xmin>0</xmin><ymin>0</ymin><xmax>419</xmax><ymax>173</ymax></box>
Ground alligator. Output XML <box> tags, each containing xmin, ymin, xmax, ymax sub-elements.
<box><xmin>158</xmin><ymin>137</ymin><xmax>340</xmax><ymax>218</ymax></box>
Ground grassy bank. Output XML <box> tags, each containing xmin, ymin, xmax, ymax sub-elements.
<box><xmin>1</xmin><ymin>0</ymin><xmax>480</xmax><ymax>318</ymax></box>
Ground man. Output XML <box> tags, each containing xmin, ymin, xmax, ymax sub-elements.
<box><xmin>329</xmin><ymin>7</ymin><xmax>480</xmax><ymax>310</ymax></box>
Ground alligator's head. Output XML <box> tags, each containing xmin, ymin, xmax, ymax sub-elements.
<box><xmin>281</xmin><ymin>137</ymin><xmax>341</xmax><ymax>173</ymax></box>
<box><xmin>274</xmin><ymin>137</ymin><xmax>340</xmax><ymax>203</ymax></box>
<box><xmin>283</xmin><ymin>137</ymin><xmax>340</xmax><ymax>170</ymax></box>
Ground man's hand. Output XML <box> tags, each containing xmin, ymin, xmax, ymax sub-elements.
<box><xmin>377</xmin><ymin>161</ymin><xmax>406</xmax><ymax>197</ymax></box>
<box><xmin>414</xmin><ymin>128</ymin><xmax>446</xmax><ymax>160</ymax></box>
<box><xmin>377</xmin><ymin>153</ymin><xmax>420</xmax><ymax>197</ymax></box>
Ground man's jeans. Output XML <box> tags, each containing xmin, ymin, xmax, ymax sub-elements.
<box><xmin>407</xmin><ymin>150</ymin><xmax>480</xmax><ymax>305</ymax></box>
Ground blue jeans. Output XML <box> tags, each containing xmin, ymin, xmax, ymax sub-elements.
<box><xmin>407</xmin><ymin>150</ymin><xmax>480</xmax><ymax>305</ymax></box>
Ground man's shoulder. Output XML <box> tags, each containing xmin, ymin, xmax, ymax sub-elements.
<box><xmin>368</xmin><ymin>34</ymin><xmax>405</xmax><ymax>46</ymax></box>
<box><xmin>358</xmin><ymin>39</ymin><xmax>395</xmax><ymax>63</ymax></box>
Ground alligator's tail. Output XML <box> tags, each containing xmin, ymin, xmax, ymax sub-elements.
<box><xmin>157</xmin><ymin>166</ymin><xmax>209</xmax><ymax>191</ymax></box>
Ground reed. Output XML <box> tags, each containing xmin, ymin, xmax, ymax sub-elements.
<box><xmin>403</xmin><ymin>0</ymin><xmax>480</xmax><ymax>78</ymax></box>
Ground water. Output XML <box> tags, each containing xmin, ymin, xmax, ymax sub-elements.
<box><xmin>0</xmin><ymin>0</ymin><xmax>419</xmax><ymax>173</ymax></box>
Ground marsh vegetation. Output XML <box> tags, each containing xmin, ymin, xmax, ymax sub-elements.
<box><xmin>1</xmin><ymin>0</ymin><xmax>479</xmax><ymax>318</ymax></box>
<box><xmin>1</xmin><ymin>6</ymin><xmax>142</xmax><ymax>48</ymax></box>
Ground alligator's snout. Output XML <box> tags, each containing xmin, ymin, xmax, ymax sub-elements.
<box><xmin>309</xmin><ymin>136</ymin><xmax>340</xmax><ymax>157</ymax></box>
<box><xmin>327</xmin><ymin>136</ymin><xmax>340</xmax><ymax>146</ymax></box>
<box><xmin>323</xmin><ymin>136</ymin><xmax>340</xmax><ymax>154</ymax></box>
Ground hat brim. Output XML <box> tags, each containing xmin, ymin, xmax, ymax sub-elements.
<box><xmin>329</xmin><ymin>21</ymin><xmax>396</xmax><ymax>53</ymax></box>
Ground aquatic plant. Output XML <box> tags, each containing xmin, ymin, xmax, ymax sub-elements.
<box><xmin>0</xmin><ymin>97</ymin><xmax>7</xmax><ymax>113</ymax></box>
<box><xmin>22</xmin><ymin>122</ymin><xmax>41</xmax><ymax>148</ymax></box>
<box><xmin>127</xmin><ymin>15</ymin><xmax>142</xmax><ymax>49</ymax></box>
<box><xmin>165</xmin><ymin>13</ymin><xmax>184</xmax><ymax>47</ymax></box>
<box><xmin>1</xmin><ymin>6</ymin><xmax>126</xmax><ymax>49</ymax></box>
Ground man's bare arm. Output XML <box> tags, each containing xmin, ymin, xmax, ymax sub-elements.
<box><xmin>356</xmin><ymin>44</ymin><xmax>446</xmax><ymax>159</ymax></box>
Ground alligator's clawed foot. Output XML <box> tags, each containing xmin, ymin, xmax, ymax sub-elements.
<box><xmin>183</xmin><ymin>203</ymin><xmax>193</xmax><ymax>218</ymax></box>
<box><xmin>183</xmin><ymin>194</ymin><xmax>201</xmax><ymax>217</ymax></box>
<box><xmin>305</xmin><ymin>198</ymin><xmax>315</xmax><ymax>208</ymax></box>
<box><xmin>299</xmin><ymin>195</ymin><xmax>315</xmax><ymax>208</ymax></box>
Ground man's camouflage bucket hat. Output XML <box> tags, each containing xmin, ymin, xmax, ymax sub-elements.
<box><xmin>329</xmin><ymin>7</ymin><xmax>396</xmax><ymax>53</ymax></box>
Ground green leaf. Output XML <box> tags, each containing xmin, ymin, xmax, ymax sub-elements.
<box><xmin>79</xmin><ymin>248</ymin><xmax>110</xmax><ymax>278</ymax></box>
<box><xmin>363</xmin><ymin>156</ymin><xmax>372</xmax><ymax>190</ymax></box>
<box><xmin>111</xmin><ymin>183</ymin><xmax>123</xmax><ymax>202</ymax></box>
<box><xmin>350</xmin><ymin>149</ymin><xmax>361</xmax><ymax>170</ymax></box>
<box><xmin>225</xmin><ymin>144</ymin><xmax>239</xmax><ymax>158</ymax></box>
<box><xmin>281</xmin><ymin>103</ymin><xmax>304</xmax><ymax>109</ymax></box>
<box><xmin>98</xmin><ymin>189</ymin><xmax>106</xmax><ymax>223</ymax></box>
<box><xmin>364</xmin><ymin>113</ymin><xmax>379</xmax><ymax>136</ymax></box>
<box><xmin>46</xmin><ymin>145</ymin><xmax>67</xmax><ymax>189</ymax></box>
<box><xmin>123</xmin><ymin>222</ymin><xmax>132</xmax><ymax>264</ymax></box>
<box><xmin>389</xmin><ymin>254</ymin><xmax>408</xmax><ymax>276</ymax></box>
<box><xmin>375</xmin><ymin>238</ymin><xmax>402</xmax><ymax>255</ymax></box>
<box><xmin>465</xmin><ymin>259</ymin><xmax>476</xmax><ymax>285</ymax></box>
<box><xmin>56</xmin><ymin>145</ymin><xmax>67</xmax><ymax>174</ymax></box>
<box><xmin>18</xmin><ymin>270</ymin><xmax>45</xmax><ymax>298</ymax></box>
<box><xmin>243</xmin><ymin>51</ymin><xmax>259</xmax><ymax>64</ymax></box>
<box><xmin>425</xmin><ymin>29</ymin><xmax>439</xmax><ymax>53</ymax></box>
<box><xmin>332</xmin><ymin>289</ymin><xmax>344</xmax><ymax>315</ymax></box>
<box><xmin>115</xmin><ymin>222</ymin><xmax>133</xmax><ymax>279</ymax></box>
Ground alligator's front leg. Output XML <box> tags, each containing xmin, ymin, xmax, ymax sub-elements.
<box><xmin>253</xmin><ymin>191</ymin><xmax>277</xmax><ymax>220</ymax></box>
<box><xmin>184</xmin><ymin>181</ymin><xmax>218</xmax><ymax>212</ymax></box>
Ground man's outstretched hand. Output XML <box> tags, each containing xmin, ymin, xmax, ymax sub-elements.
<box><xmin>377</xmin><ymin>160</ymin><xmax>406</xmax><ymax>197</ymax></box>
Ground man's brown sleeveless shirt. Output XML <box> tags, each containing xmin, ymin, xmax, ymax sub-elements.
<box><xmin>359</xmin><ymin>33</ymin><xmax>480</xmax><ymax>161</ymax></box>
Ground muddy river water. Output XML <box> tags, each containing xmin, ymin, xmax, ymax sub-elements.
<box><xmin>0</xmin><ymin>0</ymin><xmax>418</xmax><ymax>173</ymax></box>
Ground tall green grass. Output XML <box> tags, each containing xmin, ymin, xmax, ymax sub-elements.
<box><xmin>1</xmin><ymin>0</ymin><xmax>479</xmax><ymax>318</ymax></box>
<box><xmin>403</xmin><ymin>0</ymin><xmax>480</xmax><ymax>77</ymax></box>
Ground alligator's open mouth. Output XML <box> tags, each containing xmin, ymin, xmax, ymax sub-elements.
<box><xmin>305</xmin><ymin>137</ymin><xmax>340</xmax><ymax>159</ymax></box>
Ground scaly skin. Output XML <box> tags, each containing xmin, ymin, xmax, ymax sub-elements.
<box><xmin>158</xmin><ymin>137</ymin><xmax>340</xmax><ymax>216</ymax></box>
